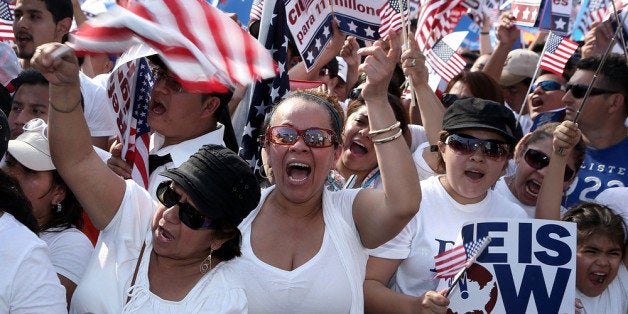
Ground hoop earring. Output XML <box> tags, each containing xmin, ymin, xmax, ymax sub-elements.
<box><xmin>200</xmin><ymin>249</ymin><xmax>213</xmax><ymax>274</ymax></box>
<box><xmin>259</xmin><ymin>165</ymin><xmax>272</xmax><ymax>180</ymax></box>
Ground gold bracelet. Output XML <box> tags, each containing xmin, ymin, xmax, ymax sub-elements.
<box><xmin>369</xmin><ymin>121</ymin><xmax>400</xmax><ymax>136</ymax></box>
<box><xmin>373</xmin><ymin>129</ymin><xmax>403</xmax><ymax>145</ymax></box>
<box><xmin>49</xmin><ymin>100</ymin><xmax>81</xmax><ymax>114</ymax></box>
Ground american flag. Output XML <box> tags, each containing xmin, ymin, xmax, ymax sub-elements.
<box><xmin>425</xmin><ymin>38</ymin><xmax>466</xmax><ymax>82</ymax></box>
<box><xmin>239</xmin><ymin>0</ymin><xmax>289</xmax><ymax>173</ymax></box>
<box><xmin>68</xmin><ymin>0</ymin><xmax>277</xmax><ymax>93</ymax></box>
<box><xmin>378</xmin><ymin>0</ymin><xmax>409</xmax><ymax>39</ymax></box>
<box><xmin>539</xmin><ymin>32</ymin><xmax>578</xmax><ymax>76</ymax></box>
<box><xmin>415</xmin><ymin>0</ymin><xmax>465</xmax><ymax>51</ymax></box>
<box><xmin>108</xmin><ymin>58</ymin><xmax>153</xmax><ymax>188</ymax></box>
<box><xmin>249</xmin><ymin>0</ymin><xmax>264</xmax><ymax>22</ymax></box>
<box><xmin>434</xmin><ymin>236</ymin><xmax>491</xmax><ymax>279</ymax></box>
<box><xmin>0</xmin><ymin>0</ymin><xmax>14</xmax><ymax>43</ymax></box>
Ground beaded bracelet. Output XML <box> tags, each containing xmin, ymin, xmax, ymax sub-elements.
<box><xmin>373</xmin><ymin>129</ymin><xmax>403</xmax><ymax>145</ymax></box>
<box><xmin>369</xmin><ymin>121</ymin><xmax>400</xmax><ymax>136</ymax></box>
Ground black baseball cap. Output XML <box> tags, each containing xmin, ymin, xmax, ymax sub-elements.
<box><xmin>442</xmin><ymin>97</ymin><xmax>522</xmax><ymax>144</ymax></box>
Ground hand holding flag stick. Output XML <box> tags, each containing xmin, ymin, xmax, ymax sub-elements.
<box><xmin>431</xmin><ymin>236</ymin><xmax>492</xmax><ymax>298</ymax></box>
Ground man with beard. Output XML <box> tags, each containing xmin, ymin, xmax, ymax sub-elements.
<box><xmin>12</xmin><ymin>0</ymin><xmax>115</xmax><ymax>150</ymax></box>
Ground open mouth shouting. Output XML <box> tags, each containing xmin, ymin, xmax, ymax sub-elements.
<box><xmin>349</xmin><ymin>140</ymin><xmax>368</xmax><ymax>156</ymax></box>
<box><xmin>287</xmin><ymin>162</ymin><xmax>311</xmax><ymax>183</ymax></box>
<box><xmin>464</xmin><ymin>169</ymin><xmax>485</xmax><ymax>181</ymax></box>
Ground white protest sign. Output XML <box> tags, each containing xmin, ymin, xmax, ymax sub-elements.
<box><xmin>443</xmin><ymin>219</ymin><xmax>577</xmax><ymax>314</ymax></box>
<box><xmin>285</xmin><ymin>0</ymin><xmax>334</xmax><ymax>71</ymax></box>
<box><xmin>333</xmin><ymin>0</ymin><xmax>383</xmax><ymax>41</ymax></box>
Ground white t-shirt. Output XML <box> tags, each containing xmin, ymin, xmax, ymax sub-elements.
<box><xmin>576</xmin><ymin>264</ymin><xmax>628</xmax><ymax>313</ymax></box>
<box><xmin>80</xmin><ymin>72</ymin><xmax>117</xmax><ymax>138</ymax></box>
<box><xmin>70</xmin><ymin>180</ymin><xmax>247</xmax><ymax>313</ymax></box>
<box><xmin>408</xmin><ymin>124</ymin><xmax>428</xmax><ymax>153</ymax></box>
<box><xmin>0</xmin><ymin>212</ymin><xmax>67</xmax><ymax>313</ymax></box>
<box><xmin>494</xmin><ymin>177</ymin><xmax>568</xmax><ymax>218</ymax></box>
<box><xmin>40</xmin><ymin>227</ymin><xmax>94</xmax><ymax>285</ymax></box>
<box><xmin>147</xmin><ymin>126</ymin><xmax>225</xmax><ymax>200</ymax></box>
<box><xmin>595</xmin><ymin>187</ymin><xmax>628</xmax><ymax>230</ymax></box>
<box><xmin>370</xmin><ymin>175</ymin><xmax>528</xmax><ymax>297</ymax></box>
<box><xmin>233</xmin><ymin>186</ymin><xmax>363</xmax><ymax>313</ymax></box>
<box><xmin>412</xmin><ymin>142</ymin><xmax>438</xmax><ymax>181</ymax></box>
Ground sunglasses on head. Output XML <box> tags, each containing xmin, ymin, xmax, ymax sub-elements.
<box><xmin>445</xmin><ymin>134</ymin><xmax>511</xmax><ymax>160</ymax></box>
<box><xmin>564</xmin><ymin>83</ymin><xmax>617</xmax><ymax>99</ymax></box>
<box><xmin>523</xmin><ymin>148</ymin><xmax>575</xmax><ymax>182</ymax></box>
<box><xmin>266</xmin><ymin>125</ymin><xmax>337</xmax><ymax>148</ymax></box>
<box><xmin>531</xmin><ymin>80</ymin><xmax>564</xmax><ymax>92</ymax></box>
<box><xmin>349</xmin><ymin>88</ymin><xmax>362</xmax><ymax>100</ymax></box>
<box><xmin>156</xmin><ymin>181</ymin><xmax>216</xmax><ymax>230</ymax></box>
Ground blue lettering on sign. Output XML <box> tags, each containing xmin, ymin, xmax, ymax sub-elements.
<box><xmin>494</xmin><ymin>265</ymin><xmax>570</xmax><ymax>314</ymax></box>
<box><xmin>535</xmin><ymin>224</ymin><xmax>572</xmax><ymax>266</ymax></box>
<box><xmin>462</xmin><ymin>222</ymin><xmax>508</xmax><ymax>263</ymax></box>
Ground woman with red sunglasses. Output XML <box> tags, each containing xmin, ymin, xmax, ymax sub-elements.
<box><xmin>32</xmin><ymin>43</ymin><xmax>261</xmax><ymax>313</ymax></box>
<box><xmin>495</xmin><ymin>122</ymin><xmax>586</xmax><ymax>218</ymax></box>
<box><xmin>230</xmin><ymin>32</ymin><xmax>420</xmax><ymax>313</ymax></box>
<box><xmin>365</xmin><ymin>97</ymin><xmax>530</xmax><ymax>313</ymax></box>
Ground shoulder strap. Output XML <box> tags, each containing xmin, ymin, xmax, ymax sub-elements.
<box><xmin>126</xmin><ymin>242</ymin><xmax>146</xmax><ymax>305</ymax></box>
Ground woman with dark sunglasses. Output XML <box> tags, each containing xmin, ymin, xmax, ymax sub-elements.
<box><xmin>230</xmin><ymin>33</ymin><xmax>420</xmax><ymax>313</ymax></box>
<box><xmin>32</xmin><ymin>44</ymin><xmax>261</xmax><ymax>312</ymax></box>
<box><xmin>365</xmin><ymin>98</ymin><xmax>530</xmax><ymax>313</ymax></box>
<box><xmin>495</xmin><ymin>122</ymin><xmax>586</xmax><ymax>218</ymax></box>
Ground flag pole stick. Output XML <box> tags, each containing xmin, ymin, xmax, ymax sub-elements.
<box><xmin>572</xmin><ymin>12</ymin><xmax>627</xmax><ymax>124</ymax></box>
<box><xmin>444</xmin><ymin>237</ymin><xmax>492</xmax><ymax>298</ymax></box>
<box><xmin>610</xmin><ymin>0</ymin><xmax>628</xmax><ymax>58</ymax></box>
<box><xmin>398</xmin><ymin>0</ymin><xmax>418</xmax><ymax>110</ymax></box>
<box><xmin>515</xmin><ymin>30</ymin><xmax>550</xmax><ymax>129</ymax></box>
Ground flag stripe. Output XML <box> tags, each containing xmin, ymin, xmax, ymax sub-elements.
<box><xmin>539</xmin><ymin>32</ymin><xmax>579</xmax><ymax>76</ymax></box>
<box><xmin>69</xmin><ymin>0</ymin><xmax>277</xmax><ymax>93</ymax></box>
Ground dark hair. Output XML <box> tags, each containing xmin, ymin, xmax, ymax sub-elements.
<box><xmin>11</xmin><ymin>69</ymin><xmax>49</xmax><ymax>99</ymax></box>
<box><xmin>201</xmin><ymin>91</ymin><xmax>238</xmax><ymax>153</ymax></box>
<box><xmin>520</xmin><ymin>122</ymin><xmax>586</xmax><ymax>171</ymax></box>
<box><xmin>40</xmin><ymin>171</ymin><xmax>83</xmax><ymax>231</ymax></box>
<box><xmin>269</xmin><ymin>90</ymin><xmax>344</xmax><ymax>148</ymax></box>
<box><xmin>43</xmin><ymin>0</ymin><xmax>73</xmax><ymax>23</ymax></box>
<box><xmin>445</xmin><ymin>71</ymin><xmax>505</xmax><ymax>103</ymax></box>
<box><xmin>562</xmin><ymin>202</ymin><xmax>626</xmax><ymax>251</ymax></box>
<box><xmin>576</xmin><ymin>53</ymin><xmax>628</xmax><ymax>112</ymax></box>
<box><xmin>4</xmin><ymin>153</ymin><xmax>83</xmax><ymax>231</ymax></box>
<box><xmin>0</xmin><ymin>84</ymin><xmax>10</xmax><ymax>117</ymax></box>
<box><xmin>211</xmin><ymin>224</ymin><xmax>242</xmax><ymax>261</ymax></box>
<box><xmin>0</xmin><ymin>170</ymin><xmax>38</xmax><ymax>234</ymax></box>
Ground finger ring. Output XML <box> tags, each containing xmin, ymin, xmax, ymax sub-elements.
<box><xmin>411</xmin><ymin>58</ymin><xmax>416</xmax><ymax>66</ymax></box>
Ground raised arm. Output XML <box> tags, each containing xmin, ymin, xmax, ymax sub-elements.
<box><xmin>535</xmin><ymin>121</ymin><xmax>581</xmax><ymax>220</ymax></box>
<box><xmin>482</xmin><ymin>14</ymin><xmax>519</xmax><ymax>82</ymax></box>
<box><xmin>31</xmin><ymin>43</ymin><xmax>125</xmax><ymax>230</ymax></box>
<box><xmin>352</xmin><ymin>32</ymin><xmax>421</xmax><ymax>248</ymax></box>
<box><xmin>402</xmin><ymin>32</ymin><xmax>445</xmax><ymax>146</ymax></box>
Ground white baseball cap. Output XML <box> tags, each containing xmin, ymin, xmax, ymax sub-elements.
<box><xmin>8</xmin><ymin>118</ymin><xmax>55</xmax><ymax>171</ymax></box>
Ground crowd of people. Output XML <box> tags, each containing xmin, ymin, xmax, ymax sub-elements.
<box><xmin>0</xmin><ymin>0</ymin><xmax>626</xmax><ymax>313</ymax></box>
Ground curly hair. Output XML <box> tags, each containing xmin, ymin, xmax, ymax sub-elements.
<box><xmin>562</xmin><ymin>202</ymin><xmax>626</xmax><ymax>250</ymax></box>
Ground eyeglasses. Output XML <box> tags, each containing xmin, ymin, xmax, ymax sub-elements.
<box><xmin>531</xmin><ymin>80</ymin><xmax>564</xmax><ymax>92</ymax></box>
<box><xmin>445</xmin><ymin>134</ymin><xmax>511</xmax><ymax>160</ymax></box>
<box><xmin>523</xmin><ymin>148</ymin><xmax>575</xmax><ymax>182</ymax></box>
<box><xmin>156</xmin><ymin>181</ymin><xmax>216</xmax><ymax>230</ymax></box>
<box><xmin>564</xmin><ymin>83</ymin><xmax>618</xmax><ymax>99</ymax></box>
<box><xmin>266</xmin><ymin>125</ymin><xmax>337</xmax><ymax>148</ymax></box>
<box><xmin>151</xmin><ymin>67</ymin><xmax>185</xmax><ymax>93</ymax></box>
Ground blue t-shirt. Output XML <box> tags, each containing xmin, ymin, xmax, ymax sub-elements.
<box><xmin>563</xmin><ymin>137</ymin><xmax>628</xmax><ymax>208</ymax></box>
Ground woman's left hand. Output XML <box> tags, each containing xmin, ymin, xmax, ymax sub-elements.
<box><xmin>553</xmin><ymin>120</ymin><xmax>581</xmax><ymax>157</ymax></box>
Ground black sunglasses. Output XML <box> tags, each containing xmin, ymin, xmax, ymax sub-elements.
<box><xmin>564</xmin><ymin>83</ymin><xmax>617</xmax><ymax>99</ymax></box>
<box><xmin>531</xmin><ymin>80</ymin><xmax>564</xmax><ymax>92</ymax></box>
<box><xmin>523</xmin><ymin>148</ymin><xmax>575</xmax><ymax>182</ymax></box>
<box><xmin>349</xmin><ymin>88</ymin><xmax>362</xmax><ymax>100</ymax></box>
<box><xmin>267</xmin><ymin>125</ymin><xmax>337</xmax><ymax>148</ymax></box>
<box><xmin>445</xmin><ymin>134</ymin><xmax>511</xmax><ymax>160</ymax></box>
<box><xmin>156</xmin><ymin>181</ymin><xmax>216</xmax><ymax>230</ymax></box>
